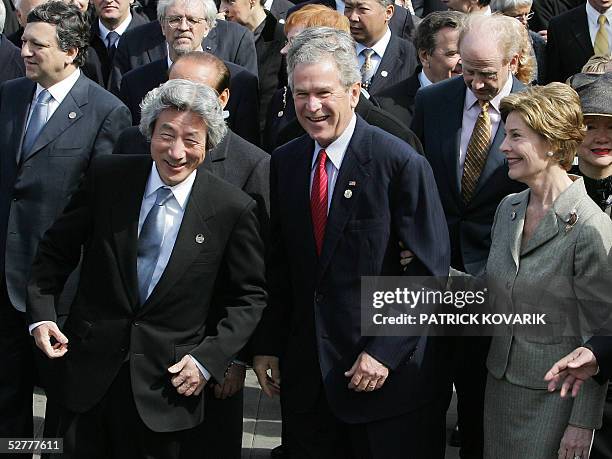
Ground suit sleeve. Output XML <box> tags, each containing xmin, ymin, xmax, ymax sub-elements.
<box><xmin>365</xmin><ymin>150</ymin><xmax>451</xmax><ymax>370</ymax></box>
<box><xmin>92</xmin><ymin>102</ymin><xmax>133</xmax><ymax>157</ymax></box>
<box><xmin>587</xmin><ymin>336</ymin><xmax>612</xmax><ymax>382</ymax></box>
<box><xmin>189</xmin><ymin>200</ymin><xmax>267</xmax><ymax>383</ymax></box>
<box><xmin>242</xmin><ymin>156</ymin><xmax>270</xmax><ymax>244</ymax></box>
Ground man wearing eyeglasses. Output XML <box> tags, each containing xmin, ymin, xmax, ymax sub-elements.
<box><xmin>117</xmin><ymin>0</ymin><xmax>261</xmax><ymax>145</ymax></box>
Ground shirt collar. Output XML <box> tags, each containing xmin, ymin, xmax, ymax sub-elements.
<box><xmin>264</xmin><ymin>0</ymin><xmax>273</xmax><ymax>9</ymax></box>
<box><xmin>166</xmin><ymin>43</ymin><xmax>204</xmax><ymax>69</ymax></box>
<box><xmin>586</xmin><ymin>1</ymin><xmax>612</xmax><ymax>26</ymax></box>
<box><xmin>483</xmin><ymin>5</ymin><xmax>492</xmax><ymax>15</ymax></box>
<box><xmin>312</xmin><ymin>114</ymin><xmax>357</xmax><ymax>171</ymax></box>
<box><xmin>34</xmin><ymin>68</ymin><xmax>80</xmax><ymax>104</ymax></box>
<box><xmin>98</xmin><ymin>13</ymin><xmax>133</xmax><ymax>42</ymax></box>
<box><xmin>464</xmin><ymin>71</ymin><xmax>514</xmax><ymax>113</ymax></box>
<box><xmin>355</xmin><ymin>27</ymin><xmax>391</xmax><ymax>58</ymax></box>
<box><xmin>145</xmin><ymin>162</ymin><xmax>197</xmax><ymax>210</ymax></box>
<box><xmin>418</xmin><ymin>69</ymin><xmax>433</xmax><ymax>88</ymax></box>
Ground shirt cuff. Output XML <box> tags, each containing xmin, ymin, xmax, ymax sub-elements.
<box><xmin>29</xmin><ymin>321</ymin><xmax>54</xmax><ymax>335</ymax></box>
<box><xmin>188</xmin><ymin>354</ymin><xmax>211</xmax><ymax>381</ymax></box>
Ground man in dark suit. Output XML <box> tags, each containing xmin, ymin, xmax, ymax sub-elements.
<box><xmin>28</xmin><ymin>79</ymin><xmax>266</xmax><ymax>458</ymax></box>
<box><xmin>111</xmin><ymin>0</ymin><xmax>258</xmax><ymax>91</ymax></box>
<box><xmin>530</xmin><ymin>0</ymin><xmax>585</xmax><ymax>35</ymax></box>
<box><xmin>2</xmin><ymin>0</ymin><xmax>20</xmax><ymax>36</ymax></box>
<box><xmin>0</xmin><ymin>0</ymin><xmax>131</xmax><ymax>446</ymax></box>
<box><xmin>253</xmin><ymin>27</ymin><xmax>450</xmax><ymax>458</ymax></box>
<box><xmin>7</xmin><ymin>0</ymin><xmax>45</xmax><ymax>46</ymax></box>
<box><xmin>82</xmin><ymin>0</ymin><xmax>148</xmax><ymax>87</ymax></box>
<box><xmin>269</xmin><ymin>0</ymin><xmax>293</xmax><ymax>21</ymax></box>
<box><xmin>119</xmin><ymin>51</ymin><xmax>260</xmax><ymax>145</ymax></box>
<box><xmin>411</xmin><ymin>14</ymin><xmax>525</xmax><ymax>459</ymax></box>
<box><xmin>545</xmin><ymin>0</ymin><xmax>611</xmax><ymax>83</ymax></box>
<box><xmin>374</xmin><ymin>10</ymin><xmax>465</xmax><ymax>127</ymax></box>
<box><xmin>0</xmin><ymin>22</ymin><xmax>24</xmax><ymax>82</ymax></box>
<box><xmin>345</xmin><ymin>0</ymin><xmax>418</xmax><ymax>96</ymax></box>
<box><xmin>412</xmin><ymin>0</ymin><xmax>446</xmax><ymax>17</ymax></box>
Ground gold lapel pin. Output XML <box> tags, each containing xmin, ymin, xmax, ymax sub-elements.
<box><xmin>565</xmin><ymin>209</ymin><xmax>578</xmax><ymax>232</ymax></box>
<box><xmin>68</xmin><ymin>112</ymin><xmax>77</xmax><ymax>119</ymax></box>
<box><xmin>195</xmin><ymin>234</ymin><xmax>205</xmax><ymax>244</ymax></box>
<box><xmin>344</xmin><ymin>189</ymin><xmax>353</xmax><ymax>198</ymax></box>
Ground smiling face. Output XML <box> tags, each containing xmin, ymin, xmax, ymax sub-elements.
<box><xmin>94</xmin><ymin>0</ymin><xmax>133</xmax><ymax>29</ymax></box>
<box><xmin>150</xmin><ymin>109</ymin><xmax>208</xmax><ymax>186</ymax></box>
<box><xmin>501</xmin><ymin>111</ymin><xmax>554</xmax><ymax>183</ymax></box>
<box><xmin>293</xmin><ymin>59</ymin><xmax>360</xmax><ymax>148</ymax></box>
<box><xmin>578</xmin><ymin>115</ymin><xmax>612</xmax><ymax>177</ymax></box>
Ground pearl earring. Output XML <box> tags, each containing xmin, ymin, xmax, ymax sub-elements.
<box><xmin>546</xmin><ymin>151</ymin><xmax>554</xmax><ymax>157</ymax></box>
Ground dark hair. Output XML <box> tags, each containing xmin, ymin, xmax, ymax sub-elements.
<box><xmin>172</xmin><ymin>51</ymin><xmax>230</xmax><ymax>93</ymax></box>
<box><xmin>27</xmin><ymin>1</ymin><xmax>89</xmax><ymax>68</ymax></box>
<box><xmin>478</xmin><ymin>0</ymin><xmax>491</xmax><ymax>5</ymax></box>
<box><xmin>415</xmin><ymin>10</ymin><xmax>465</xmax><ymax>55</ymax></box>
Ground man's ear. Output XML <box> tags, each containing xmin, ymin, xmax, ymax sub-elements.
<box><xmin>65</xmin><ymin>46</ymin><xmax>79</xmax><ymax>66</ymax></box>
<box><xmin>385</xmin><ymin>3</ymin><xmax>394</xmax><ymax>21</ymax></box>
<box><xmin>218</xmin><ymin>88</ymin><xmax>230</xmax><ymax>109</ymax></box>
<box><xmin>349</xmin><ymin>82</ymin><xmax>360</xmax><ymax>109</ymax></box>
<box><xmin>418</xmin><ymin>49</ymin><xmax>430</xmax><ymax>68</ymax></box>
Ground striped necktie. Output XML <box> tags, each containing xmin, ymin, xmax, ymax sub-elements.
<box><xmin>594</xmin><ymin>14</ymin><xmax>609</xmax><ymax>56</ymax></box>
<box><xmin>311</xmin><ymin>149</ymin><xmax>328</xmax><ymax>256</ymax></box>
<box><xmin>462</xmin><ymin>100</ymin><xmax>491</xmax><ymax>203</ymax></box>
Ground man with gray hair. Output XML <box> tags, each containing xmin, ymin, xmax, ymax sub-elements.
<box><xmin>0</xmin><ymin>0</ymin><xmax>24</xmax><ymax>83</ymax></box>
<box><xmin>253</xmin><ymin>27</ymin><xmax>450</xmax><ymax>458</ymax></box>
<box><xmin>28</xmin><ymin>78</ymin><xmax>266</xmax><ymax>458</ymax></box>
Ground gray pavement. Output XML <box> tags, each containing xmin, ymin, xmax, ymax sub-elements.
<box><xmin>33</xmin><ymin>371</ymin><xmax>460</xmax><ymax>459</ymax></box>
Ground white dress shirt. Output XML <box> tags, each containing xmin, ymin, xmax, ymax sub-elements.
<box><xmin>458</xmin><ymin>73</ymin><xmax>513</xmax><ymax>173</ymax></box>
<box><xmin>25</xmin><ymin>69</ymin><xmax>81</xmax><ymax>132</ymax></box>
<box><xmin>418</xmin><ymin>70</ymin><xmax>433</xmax><ymax>88</ymax></box>
<box><xmin>355</xmin><ymin>27</ymin><xmax>392</xmax><ymax>79</ymax></box>
<box><xmin>98</xmin><ymin>13</ymin><xmax>133</xmax><ymax>46</ymax></box>
<box><xmin>310</xmin><ymin>114</ymin><xmax>357</xmax><ymax>211</ymax></box>
<box><xmin>586</xmin><ymin>1</ymin><xmax>612</xmax><ymax>52</ymax></box>
<box><xmin>335</xmin><ymin>0</ymin><xmax>345</xmax><ymax>14</ymax></box>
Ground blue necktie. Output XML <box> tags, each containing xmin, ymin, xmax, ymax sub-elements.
<box><xmin>137</xmin><ymin>187</ymin><xmax>173</xmax><ymax>304</ymax></box>
<box><xmin>106</xmin><ymin>31</ymin><xmax>120</xmax><ymax>61</ymax></box>
<box><xmin>22</xmin><ymin>89</ymin><xmax>53</xmax><ymax>159</ymax></box>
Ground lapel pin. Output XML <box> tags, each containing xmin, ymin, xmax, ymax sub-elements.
<box><xmin>348</xmin><ymin>181</ymin><xmax>356</xmax><ymax>186</ymax></box>
<box><xmin>279</xmin><ymin>18</ymin><xmax>285</xmax><ymax>24</ymax></box>
<box><xmin>380</xmin><ymin>70</ymin><xmax>388</xmax><ymax>78</ymax></box>
<box><xmin>277</xmin><ymin>110</ymin><xmax>284</xmax><ymax>117</ymax></box>
<box><xmin>510</xmin><ymin>211</ymin><xmax>516</xmax><ymax>220</ymax></box>
<box><xmin>68</xmin><ymin>111</ymin><xmax>77</xmax><ymax>119</ymax></box>
<box><xmin>565</xmin><ymin>209</ymin><xmax>578</xmax><ymax>232</ymax></box>
<box><xmin>195</xmin><ymin>234</ymin><xmax>205</xmax><ymax>244</ymax></box>
<box><xmin>344</xmin><ymin>189</ymin><xmax>352</xmax><ymax>198</ymax></box>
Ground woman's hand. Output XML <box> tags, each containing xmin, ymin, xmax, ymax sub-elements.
<box><xmin>558</xmin><ymin>425</ymin><xmax>593</xmax><ymax>459</ymax></box>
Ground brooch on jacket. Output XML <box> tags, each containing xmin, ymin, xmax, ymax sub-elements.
<box><xmin>564</xmin><ymin>209</ymin><xmax>579</xmax><ymax>232</ymax></box>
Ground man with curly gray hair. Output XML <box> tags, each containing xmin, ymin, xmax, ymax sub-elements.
<box><xmin>28</xmin><ymin>78</ymin><xmax>266</xmax><ymax>458</ymax></box>
<box><xmin>253</xmin><ymin>26</ymin><xmax>450</xmax><ymax>458</ymax></box>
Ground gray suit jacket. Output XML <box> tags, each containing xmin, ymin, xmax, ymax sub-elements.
<box><xmin>0</xmin><ymin>73</ymin><xmax>132</xmax><ymax>312</ymax></box>
<box><xmin>486</xmin><ymin>178</ymin><xmax>611</xmax><ymax>428</ymax></box>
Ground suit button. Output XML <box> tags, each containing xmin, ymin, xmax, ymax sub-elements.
<box><xmin>315</xmin><ymin>294</ymin><xmax>324</xmax><ymax>302</ymax></box>
<box><xmin>506</xmin><ymin>281</ymin><xmax>512</xmax><ymax>290</ymax></box>
<box><xmin>12</xmin><ymin>198</ymin><xmax>17</xmax><ymax>202</ymax></box>
<box><xmin>133</xmin><ymin>322</ymin><xmax>140</xmax><ymax>327</ymax></box>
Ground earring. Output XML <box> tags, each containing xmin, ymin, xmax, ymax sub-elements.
<box><xmin>546</xmin><ymin>151</ymin><xmax>554</xmax><ymax>157</ymax></box>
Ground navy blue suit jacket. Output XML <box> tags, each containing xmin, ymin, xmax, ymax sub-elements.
<box><xmin>0</xmin><ymin>34</ymin><xmax>24</xmax><ymax>84</ymax></box>
<box><xmin>254</xmin><ymin>116</ymin><xmax>450</xmax><ymax>422</ymax></box>
<box><xmin>366</xmin><ymin>35</ymin><xmax>418</xmax><ymax>97</ymax></box>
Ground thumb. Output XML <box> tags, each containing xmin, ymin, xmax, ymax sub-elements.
<box><xmin>567</xmin><ymin>352</ymin><xmax>590</xmax><ymax>368</ymax></box>
<box><xmin>344</xmin><ymin>359</ymin><xmax>358</xmax><ymax>377</ymax></box>
<box><xmin>168</xmin><ymin>355</ymin><xmax>188</xmax><ymax>373</ymax></box>
<box><xmin>48</xmin><ymin>324</ymin><xmax>68</xmax><ymax>344</ymax></box>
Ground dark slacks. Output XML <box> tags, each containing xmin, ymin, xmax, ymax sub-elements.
<box><xmin>58</xmin><ymin>364</ymin><xmax>189</xmax><ymax>459</ymax></box>
<box><xmin>591</xmin><ymin>388</ymin><xmax>612</xmax><ymax>459</ymax></box>
<box><xmin>284</xmin><ymin>390</ymin><xmax>447</xmax><ymax>459</ymax></box>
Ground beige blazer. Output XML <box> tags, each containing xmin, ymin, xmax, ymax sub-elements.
<box><xmin>486</xmin><ymin>177</ymin><xmax>612</xmax><ymax>429</ymax></box>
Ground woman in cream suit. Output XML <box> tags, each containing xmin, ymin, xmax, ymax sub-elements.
<box><xmin>484</xmin><ymin>83</ymin><xmax>612</xmax><ymax>459</ymax></box>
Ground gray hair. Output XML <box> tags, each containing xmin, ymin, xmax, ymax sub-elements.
<box><xmin>157</xmin><ymin>0</ymin><xmax>217</xmax><ymax>28</ymax></box>
<box><xmin>287</xmin><ymin>27</ymin><xmax>361</xmax><ymax>92</ymax></box>
<box><xmin>459</xmin><ymin>13</ymin><xmax>522</xmax><ymax>63</ymax></box>
<box><xmin>374</xmin><ymin>0</ymin><xmax>394</xmax><ymax>8</ymax></box>
<box><xmin>139</xmin><ymin>79</ymin><xmax>227</xmax><ymax>151</ymax></box>
<box><xmin>490</xmin><ymin>0</ymin><xmax>532</xmax><ymax>13</ymax></box>
<box><xmin>0</xmin><ymin>0</ymin><xmax>5</xmax><ymax>33</ymax></box>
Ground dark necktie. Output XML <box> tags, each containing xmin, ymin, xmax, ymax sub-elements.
<box><xmin>137</xmin><ymin>187</ymin><xmax>173</xmax><ymax>304</ymax></box>
<box><xmin>21</xmin><ymin>89</ymin><xmax>53</xmax><ymax>161</ymax></box>
<box><xmin>311</xmin><ymin>149</ymin><xmax>328</xmax><ymax>256</ymax></box>
<box><xmin>461</xmin><ymin>100</ymin><xmax>491</xmax><ymax>203</ymax></box>
<box><xmin>106</xmin><ymin>31</ymin><xmax>120</xmax><ymax>61</ymax></box>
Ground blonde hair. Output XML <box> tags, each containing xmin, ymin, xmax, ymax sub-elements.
<box><xmin>500</xmin><ymin>83</ymin><xmax>585</xmax><ymax>170</ymax></box>
<box><xmin>284</xmin><ymin>4</ymin><xmax>350</xmax><ymax>34</ymax></box>
<box><xmin>513</xmin><ymin>23</ymin><xmax>536</xmax><ymax>84</ymax></box>
<box><xmin>581</xmin><ymin>54</ymin><xmax>612</xmax><ymax>74</ymax></box>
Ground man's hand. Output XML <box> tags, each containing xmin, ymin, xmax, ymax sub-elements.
<box><xmin>344</xmin><ymin>351</ymin><xmax>389</xmax><ymax>392</ymax></box>
<box><xmin>538</xmin><ymin>29</ymin><xmax>548</xmax><ymax>42</ymax></box>
<box><xmin>558</xmin><ymin>425</ymin><xmax>593</xmax><ymax>459</ymax></box>
<box><xmin>253</xmin><ymin>355</ymin><xmax>280</xmax><ymax>397</ymax></box>
<box><xmin>168</xmin><ymin>355</ymin><xmax>207</xmax><ymax>397</ymax></box>
<box><xmin>214</xmin><ymin>363</ymin><xmax>246</xmax><ymax>399</ymax></box>
<box><xmin>32</xmin><ymin>322</ymin><xmax>68</xmax><ymax>359</ymax></box>
<box><xmin>545</xmin><ymin>347</ymin><xmax>598</xmax><ymax>397</ymax></box>
<box><xmin>399</xmin><ymin>242</ymin><xmax>414</xmax><ymax>270</ymax></box>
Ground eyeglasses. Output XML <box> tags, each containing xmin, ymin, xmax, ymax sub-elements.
<box><xmin>165</xmin><ymin>15</ymin><xmax>207</xmax><ymax>28</ymax></box>
<box><xmin>509</xmin><ymin>11</ymin><xmax>534</xmax><ymax>22</ymax></box>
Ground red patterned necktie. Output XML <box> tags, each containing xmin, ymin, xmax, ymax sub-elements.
<box><xmin>311</xmin><ymin>149</ymin><xmax>328</xmax><ymax>256</ymax></box>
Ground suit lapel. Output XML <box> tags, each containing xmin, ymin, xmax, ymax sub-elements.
<box><xmin>368</xmin><ymin>36</ymin><xmax>399</xmax><ymax>95</ymax></box>
<box><xmin>444</xmin><ymin>79</ymin><xmax>465</xmax><ymax>197</ymax></box>
<box><xmin>508</xmin><ymin>193</ymin><xmax>527</xmax><ymax>272</ymax></box>
<box><xmin>521</xmin><ymin>210</ymin><xmax>559</xmax><ymax>257</ymax></box>
<box><xmin>12</xmin><ymin>80</ymin><xmax>35</xmax><ymax>165</ymax></box>
<box><xmin>139</xmin><ymin>170</ymin><xmax>217</xmax><ymax>314</ymax></box>
<box><xmin>23</xmin><ymin>74</ymin><xmax>88</xmax><ymax>162</ymax></box>
<box><xmin>110</xmin><ymin>157</ymin><xmax>151</xmax><ymax>309</ymax></box>
<box><xmin>202</xmin><ymin>26</ymin><xmax>218</xmax><ymax>55</ymax></box>
<box><xmin>293</xmin><ymin>136</ymin><xmax>318</xmax><ymax>258</ymax></box>
<box><xmin>569</xmin><ymin>8</ymin><xmax>593</xmax><ymax>56</ymax></box>
<box><xmin>317</xmin><ymin>118</ymin><xmax>371</xmax><ymax>282</ymax></box>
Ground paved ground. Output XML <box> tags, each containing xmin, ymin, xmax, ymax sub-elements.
<box><xmin>33</xmin><ymin>370</ymin><xmax>461</xmax><ymax>459</ymax></box>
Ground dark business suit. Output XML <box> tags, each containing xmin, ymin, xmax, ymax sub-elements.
<box><xmin>0</xmin><ymin>33</ymin><xmax>25</xmax><ymax>84</ymax></box>
<box><xmin>545</xmin><ymin>4</ymin><xmax>593</xmax><ymax>83</ymax></box>
<box><xmin>590</xmin><ymin>334</ymin><xmax>612</xmax><ymax>459</ymax></box>
<box><xmin>371</xmin><ymin>66</ymin><xmax>421</xmax><ymax>127</ymax></box>
<box><xmin>364</xmin><ymin>35</ymin><xmax>418</xmax><ymax>97</ymax></box>
<box><xmin>270</xmin><ymin>0</ymin><xmax>294</xmax><ymax>21</ymax></box>
<box><xmin>0</xmin><ymin>73</ymin><xmax>131</xmax><ymax>443</ymax></box>
<box><xmin>119</xmin><ymin>58</ymin><xmax>261</xmax><ymax>145</ymax></box>
<box><xmin>82</xmin><ymin>13</ymin><xmax>149</xmax><ymax>88</ymax></box>
<box><xmin>530</xmin><ymin>0</ymin><xmax>585</xmax><ymax>33</ymax></box>
<box><xmin>254</xmin><ymin>116</ymin><xmax>450</xmax><ymax>457</ymax></box>
<box><xmin>412</xmin><ymin>0</ymin><xmax>447</xmax><ymax>18</ymax></box>
<box><xmin>275</xmin><ymin>93</ymin><xmax>423</xmax><ymax>153</ymax></box>
<box><xmin>2</xmin><ymin>0</ymin><xmax>20</xmax><ymax>37</ymax></box>
<box><xmin>26</xmin><ymin>154</ymin><xmax>266</xmax><ymax>457</ymax></box>
<box><xmin>111</xmin><ymin>19</ymin><xmax>258</xmax><ymax>92</ymax></box>
<box><xmin>411</xmin><ymin>75</ymin><xmax>526</xmax><ymax>459</ymax></box>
